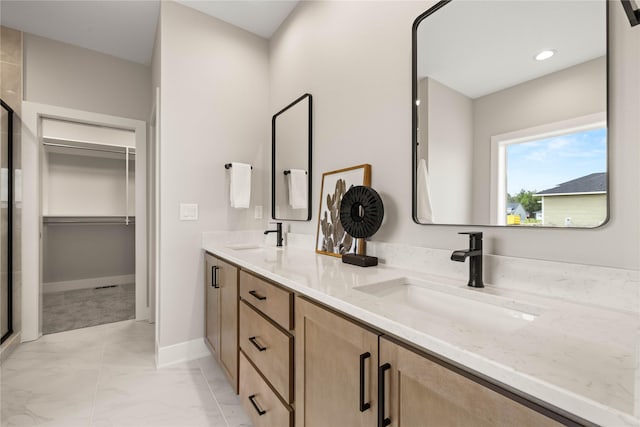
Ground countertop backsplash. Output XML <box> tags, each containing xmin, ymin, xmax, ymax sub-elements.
<box><xmin>202</xmin><ymin>231</ymin><xmax>639</xmax><ymax>313</ymax></box>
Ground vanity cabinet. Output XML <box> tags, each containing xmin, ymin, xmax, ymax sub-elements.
<box><xmin>295</xmin><ymin>296</ymin><xmax>575</xmax><ymax>427</ymax></box>
<box><xmin>379</xmin><ymin>337</ymin><xmax>565</xmax><ymax>427</ymax></box>
<box><xmin>295</xmin><ymin>297</ymin><xmax>379</xmax><ymax>427</ymax></box>
<box><xmin>239</xmin><ymin>271</ymin><xmax>294</xmax><ymax>426</ymax></box>
<box><xmin>204</xmin><ymin>252</ymin><xmax>239</xmax><ymax>392</ymax></box>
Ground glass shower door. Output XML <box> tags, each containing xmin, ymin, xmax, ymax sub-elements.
<box><xmin>1</xmin><ymin>99</ymin><xmax>13</xmax><ymax>344</ymax></box>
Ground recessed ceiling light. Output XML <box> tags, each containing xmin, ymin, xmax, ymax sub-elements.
<box><xmin>535</xmin><ymin>50</ymin><xmax>556</xmax><ymax>61</ymax></box>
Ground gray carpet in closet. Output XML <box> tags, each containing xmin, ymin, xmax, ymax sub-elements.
<box><xmin>42</xmin><ymin>283</ymin><xmax>135</xmax><ymax>334</ymax></box>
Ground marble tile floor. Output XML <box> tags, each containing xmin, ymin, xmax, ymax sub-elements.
<box><xmin>42</xmin><ymin>284</ymin><xmax>135</xmax><ymax>335</ymax></box>
<box><xmin>0</xmin><ymin>320</ymin><xmax>253</xmax><ymax>427</ymax></box>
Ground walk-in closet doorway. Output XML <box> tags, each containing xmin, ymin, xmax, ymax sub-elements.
<box><xmin>21</xmin><ymin>102</ymin><xmax>150</xmax><ymax>342</ymax></box>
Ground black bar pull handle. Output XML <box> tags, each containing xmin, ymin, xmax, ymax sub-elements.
<box><xmin>249</xmin><ymin>336</ymin><xmax>267</xmax><ymax>352</ymax></box>
<box><xmin>248</xmin><ymin>290</ymin><xmax>267</xmax><ymax>301</ymax></box>
<box><xmin>359</xmin><ymin>352</ymin><xmax>371</xmax><ymax>412</ymax></box>
<box><xmin>248</xmin><ymin>394</ymin><xmax>266</xmax><ymax>416</ymax></box>
<box><xmin>378</xmin><ymin>363</ymin><xmax>391</xmax><ymax>427</ymax></box>
<box><xmin>211</xmin><ymin>266</ymin><xmax>220</xmax><ymax>288</ymax></box>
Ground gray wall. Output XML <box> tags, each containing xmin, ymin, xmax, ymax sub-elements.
<box><xmin>23</xmin><ymin>33</ymin><xmax>151</xmax><ymax>121</ymax></box>
<box><xmin>426</xmin><ymin>77</ymin><xmax>473</xmax><ymax>223</ymax></box>
<box><xmin>157</xmin><ymin>2</ymin><xmax>269</xmax><ymax>348</ymax></box>
<box><xmin>269</xmin><ymin>1</ymin><xmax>639</xmax><ymax>270</ymax></box>
<box><xmin>43</xmin><ymin>224</ymin><xmax>135</xmax><ymax>283</ymax></box>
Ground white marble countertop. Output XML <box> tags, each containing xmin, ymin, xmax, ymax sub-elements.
<box><xmin>202</xmin><ymin>237</ymin><xmax>639</xmax><ymax>426</ymax></box>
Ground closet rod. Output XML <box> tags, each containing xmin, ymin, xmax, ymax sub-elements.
<box><xmin>43</xmin><ymin>142</ymin><xmax>136</xmax><ymax>155</ymax></box>
<box><xmin>44</xmin><ymin>221</ymin><xmax>136</xmax><ymax>225</ymax></box>
<box><xmin>43</xmin><ymin>218</ymin><xmax>135</xmax><ymax>225</ymax></box>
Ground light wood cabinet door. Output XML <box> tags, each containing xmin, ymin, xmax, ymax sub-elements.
<box><xmin>204</xmin><ymin>253</ymin><xmax>220</xmax><ymax>355</ymax></box>
<box><xmin>239</xmin><ymin>352</ymin><xmax>293</xmax><ymax>427</ymax></box>
<box><xmin>204</xmin><ymin>253</ymin><xmax>238</xmax><ymax>393</ymax></box>
<box><xmin>295</xmin><ymin>297</ymin><xmax>378</xmax><ymax>427</ymax></box>
<box><xmin>239</xmin><ymin>301</ymin><xmax>293</xmax><ymax>403</ymax></box>
<box><xmin>379</xmin><ymin>337</ymin><xmax>566</xmax><ymax>427</ymax></box>
<box><xmin>218</xmin><ymin>257</ymin><xmax>239</xmax><ymax>393</ymax></box>
<box><xmin>240</xmin><ymin>270</ymin><xmax>293</xmax><ymax>330</ymax></box>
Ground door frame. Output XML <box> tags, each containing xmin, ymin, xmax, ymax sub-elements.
<box><xmin>21</xmin><ymin>101</ymin><xmax>148</xmax><ymax>342</ymax></box>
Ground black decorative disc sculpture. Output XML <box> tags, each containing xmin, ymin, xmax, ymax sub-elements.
<box><xmin>339</xmin><ymin>186</ymin><xmax>384</xmax><ymax>267</ymax></box>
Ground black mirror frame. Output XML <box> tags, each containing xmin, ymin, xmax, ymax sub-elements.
<box><xmin>411</xmin><ymin>0</ymin><xmax>451</xmax><ymax>225</ymax></box>
<box><xmin>411</xmin><ymin>0</ymin><xmax>610</xmax><ymax>229</ymax></box>
<box><xmin>271</xmin><ymin>93</ymin><xmax>313</xmax><ymax>221</ymax></box>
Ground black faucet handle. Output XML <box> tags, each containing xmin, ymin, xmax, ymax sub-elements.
<box><xmin>459</xmin><ymin>231</ymin><xmax>482</xmax><ymax>250</ymax></box>
<box><xmin>458</xmin><ymin>231</ymin><xmax>482</xmax><ymax>238</ymax></box>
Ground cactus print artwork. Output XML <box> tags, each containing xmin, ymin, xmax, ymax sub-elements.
<box><xmin>315</xmin><ymin>164</ymin><xmax>371</xmax><ymax>257</ymax></box>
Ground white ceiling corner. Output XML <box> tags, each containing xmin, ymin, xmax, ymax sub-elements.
<box><xmin>0</xmin><ymin>0</ymin><xmax>298</xmax><ymax>66</ymax></box>
<box><xmin>1</xmin><ymin>0</ymin><xmax>161</xmax><ymax>65</ymax></box>
<box><xmin>176</xmin><ymin>0</ymin><xmax>299</xmax><ymax>39</ymax></box>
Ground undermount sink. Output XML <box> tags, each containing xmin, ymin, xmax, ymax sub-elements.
<box><xmin>354</xmin><ymin>277</ymin><xmax>545</xmax><ymax>332</ymax></box>
<box><xmin>226</xmin><ymin>243</ymin><xmax>262</xmax><ymax>250</ymax></box>
<box><xmin>226</xmin><ymin>243</ymin><xmax>284</xmax><ymax>251</ymax></box>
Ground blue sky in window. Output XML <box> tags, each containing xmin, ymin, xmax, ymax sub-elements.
<box><xmin>506</xmin><ymin>127</ymin><xmax>607</xmax><ymax>195</ymax></box>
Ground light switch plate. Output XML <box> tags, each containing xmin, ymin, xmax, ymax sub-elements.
<box><xmin>180</xmin><ymin>203</ymin><xmax>198</xmax><ymax>220</ymax></box>
<box><xmin>254</xmin><ymin>205</ymin><xmax>263</xmax><ymax>219</ymax></box>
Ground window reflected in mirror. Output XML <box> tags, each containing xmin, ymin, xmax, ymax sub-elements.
<box><xmin>500</xmin><ymin>122</ymin><xmax>606</xmax><ymax>227</ymax></box>
<box><xmin>412</xmin><ymin>0</ymin><xmax>608</xmax><ymax>228</ymax></box>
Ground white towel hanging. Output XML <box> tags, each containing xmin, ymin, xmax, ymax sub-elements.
<box><xmin>287</xmin><ymin>169</ymin><xmax>307</xmax><ymax>209</ymax></box>
<box><xmin>229</xmin><ymin>162</ymin><xmax>252</xmax><ymax>208</ymax></box>
<box><xmin>416</xmin><ymin>158</ymin><xmax>434</xmax><ymax>223</ymax></box>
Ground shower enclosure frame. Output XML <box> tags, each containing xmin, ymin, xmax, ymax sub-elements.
<box><xmin>1</xmin><ymin>98</ymin><xmax>14</xmax><ymax>345</ymax></box>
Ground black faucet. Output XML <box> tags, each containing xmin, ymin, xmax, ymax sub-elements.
<box><xmin>264</xmin><ymin>222</ymin><xmax>283</xmax><ymax>247</ymax></box>
<box><xmin>451</xmin><ymin>232</ymin><xmax>484</xmax><ymax>288</ymax></box>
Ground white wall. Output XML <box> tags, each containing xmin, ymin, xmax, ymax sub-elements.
<box><xmin>269</xmin><ymin>1</ymin><xmax>640</xmax><ymax>270</ymax></box>
<box><xmin>23</xmin><ymin>34</ymin><xmax>151</xmax><ymax>121</ymax></box>
<box><xmin>426</xmin><ymin>77</ymin><xmax>473</xmax><ymax>224</ymax></box>
<box><xmin>158</xmin><ymin>2</ymin><xmax>269</xmax><ymax>348</ymax></box>
<box><xmin>472</xmin><ymin>57</ymin><xmax>606</xmax><ymax>224</ymax></box>
<box><xmin>42</xmin><ymin>152</ymin><xmax>135</xmax><ymax>216</ymax></box>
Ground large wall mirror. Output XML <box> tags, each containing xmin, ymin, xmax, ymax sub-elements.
<box><xmin>272</xmin><ymin>93</ymin><xmax>312</xmax><ymax>221</ymax></box>
<box><xmin>412</xmin><ymin>0</ymin><xmax>608</xmax><ymax>228</ymax></box>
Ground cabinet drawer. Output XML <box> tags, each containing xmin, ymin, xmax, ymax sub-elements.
<box><xmin>240</xmin><ymin>352</ymin><xmax>292</xmax><ymax>427</ymax></box>
<box><xmin>240</xmin><ymin>270</ymin><xmax>293</xmax><ymax>330</ymax></box>
<box><xmin>240</xmin><ymin>301</ymin><xmax>293</xmax><ymax>402</ymax></box>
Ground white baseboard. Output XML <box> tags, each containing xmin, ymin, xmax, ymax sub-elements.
<box><xmin>156</xmin><ymin>338</ymin><xmax>211</xmax><ymax>368</ymax></box>
<box><xmin>0</xmin><ymin>332</ymin><xmax>22</xmax><ymax>365</ymax></box>
<box><xmin>43</xmin><ymin>275</ymin><xmax>135</xmax><ymax>294</ymax></box>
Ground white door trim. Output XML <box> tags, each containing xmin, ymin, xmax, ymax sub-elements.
<box><xmin>21</xmin><ymin>101</ymin><xmax>148</xmax><ymax>342</ymax></box>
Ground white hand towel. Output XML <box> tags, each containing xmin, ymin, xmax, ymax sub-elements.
<box><xmin>416</xmin><ymin>158</ymin><xmax>434</xmax><ymax>223</ymax></box>
<box><xmin>288</xmin><ymin>169</ymin><xmax>307</xmax><ymax>209</ymax></box>
<box><xmin>229</xmin><ymin>162</ymin><xmax>252</xmax><ymax>208</ymax></box>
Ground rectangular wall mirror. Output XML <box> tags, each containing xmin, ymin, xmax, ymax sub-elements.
<box><xmin>272</xmin><ymin>93</ymin><xmax>312</xmax><ymax>221</ymax></box>
<box><xmin>412</xmin><ymin>0</ymin><xmax>608</xmax><ymax>228</ymax></box>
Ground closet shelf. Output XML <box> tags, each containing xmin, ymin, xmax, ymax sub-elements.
<box><xmin>43</xmin><ymin>215</ymin><xmax>135</xmax><ymax>225</ymax></box>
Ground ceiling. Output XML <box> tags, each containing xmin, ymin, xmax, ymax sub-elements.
<box><xmin>417</xmin><ymin>1</ymin><xmax>606</xmax><ymax>99</ymax></box>
<box><xmin>0</xmin><ymin>0</ymin><xmax>299</xmax><ymax>65</ymax></box>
